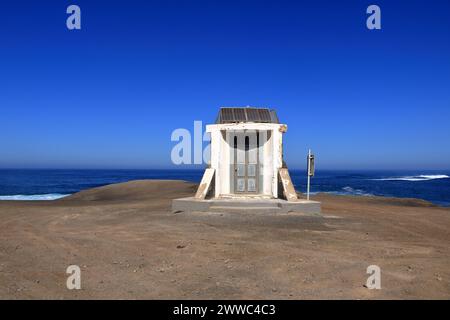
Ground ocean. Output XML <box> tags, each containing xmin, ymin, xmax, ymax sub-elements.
<box><xmin>0</xmin><ymin>169</ymin><xmax>449</xmax><ymax>206</ymax></box>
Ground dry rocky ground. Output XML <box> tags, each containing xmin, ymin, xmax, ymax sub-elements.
<box><xmin>0</xmin><ymin>180</ymin><xmax>449</xmax><ymax>299</ymax></box>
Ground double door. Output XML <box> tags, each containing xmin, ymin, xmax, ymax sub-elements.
<box><xmin>232</xmin><ymin>132</ymin><xmax>259</xmax><ymax>194</ymax></box>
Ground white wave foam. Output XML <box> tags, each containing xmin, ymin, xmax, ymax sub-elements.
<box><xmin>373</xmin><ymin>174</ymin><xmax>449</xmax><ymax>182</ymax></box>
<box><xmin>341</xmin><ymin>186</ymin><xmax>373</xmax><ymax>196</ymax></box>
<box><xmin>418</xmin><ymin>175</ymin><xmax>449</xmax><ymax>179</ymax></box>
<box><xmin>0</xmin><ymin>194</ymin><xmax>70</xmax><ymax>201</ymax></box>
<box><xmin>317</xmin><ymin>186</ymin><xmax>373</xmax><ymax>197</ymax></box>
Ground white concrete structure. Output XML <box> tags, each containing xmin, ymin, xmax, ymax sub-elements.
<box><xmin>208</xmin><ymin>122</ymin><xmax>284</xmax><ymax>198</ymax></box>
<box><xmin>199</xmin><ymin>107</ymin><xmax>295</xmax><ymax>200</ymax></box>
<box><xmin>172</xmin><ymin>107</ymin><xmax>321</xmax><ymax>214</ymax></box>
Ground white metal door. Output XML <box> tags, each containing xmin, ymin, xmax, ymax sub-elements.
<box><xmin>233</xmin><ymin>132</ymin><xmax>258</xmax><ymax>193</ymax></box>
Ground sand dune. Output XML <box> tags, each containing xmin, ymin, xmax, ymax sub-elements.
<box><xmin>62</xmin><ymin>180</ymin><xmax>197</xmax><ymax>202</ymax></box>
<box><xmin>0</xmin><ymin>180</ymin><xmax>449</xmax><ymax>299</ymax></box>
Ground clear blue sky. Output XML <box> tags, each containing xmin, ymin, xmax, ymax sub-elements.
<box><xmin>1</xmin><ymin>1</ymin><xmax>449</xmax><ymax>170</ymax></box>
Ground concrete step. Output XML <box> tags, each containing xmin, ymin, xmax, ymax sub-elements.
<box><xmin>173</xmin><ymin>197</ymin><xmax>321</xmax><ymax>215</ymax></box>
<box><xmin>209</xmin><ymin>206</ymin><xmax>281</xmax><ymax>213</ymax></box>
<box><xmin>211</xmin><ymin>200</ymin><xmax>280</xmax><ymax>208</ymax></box>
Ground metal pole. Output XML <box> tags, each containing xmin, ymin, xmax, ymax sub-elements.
<box><xmin>307</xmin><ymin>149</ymin><xmax>311</xmax><ymax>200</ymax></box>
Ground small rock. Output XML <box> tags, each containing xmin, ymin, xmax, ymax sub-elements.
<box><xmin>176</xmin><ymin>245</ymin><xmax>186</xmax><ymax>249</ymax></box>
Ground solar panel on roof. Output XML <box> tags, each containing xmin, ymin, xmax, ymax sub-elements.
<box><xmin>217</xmin><ymin>107</ymin><xmax>278</xmax><ymax>124</ymax></box>
<box><xmin>233</xmin><ymin>108</ymin><xmax>246</xmax><ymax>122</ymax></box>
<box><xmin>257</xmin><ymin>109</ymin><xmax>272</xmax><ymax>122</ymax></box>
<box><xmin>246</xmin><ymin>108</ymin><xmax>260</xmax><ymax>122</ymax></box>
<box><xmin>221</xmin><ymin>108</ymin><xmax>234</xmax><ymax>122</ymax></box>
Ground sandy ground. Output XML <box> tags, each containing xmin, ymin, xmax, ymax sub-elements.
<box><xmin>0</xmin><ymin>180</ymin><xmax>449</xmax><ymax>299</ymax></box>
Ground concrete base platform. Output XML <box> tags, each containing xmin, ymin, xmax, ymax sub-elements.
<box><xmin>172</xmin><ymin>197</ymin><xmax>321</xmax><ymax>215</ymax></box>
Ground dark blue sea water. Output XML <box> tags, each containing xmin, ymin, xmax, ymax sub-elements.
<box><xmin>0</xmin><ymin>169</ymin><xmax>449</xmax><ymax>206</ymax></box>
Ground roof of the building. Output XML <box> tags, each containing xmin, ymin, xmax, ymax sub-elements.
<box><xmin>215</xmin><ymin>107</ymin><xmax>279</xmax><ymax>124</ymax></box>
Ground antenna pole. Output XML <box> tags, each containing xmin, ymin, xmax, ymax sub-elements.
<box><xmin>307</xmin><ymin>149</ymin><xmax>311</xmax><ymax>200</ymax></box>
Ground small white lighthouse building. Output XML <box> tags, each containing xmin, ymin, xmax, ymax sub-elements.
<box><xmin>208</xmin><ymin>107</ymin><xmax>289</xmax><ymax>199</ymax></box>
<box><xmin>173</xmin><ymin>107</ymin><xmax>321</xmax><ymax>214</ymax></box>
